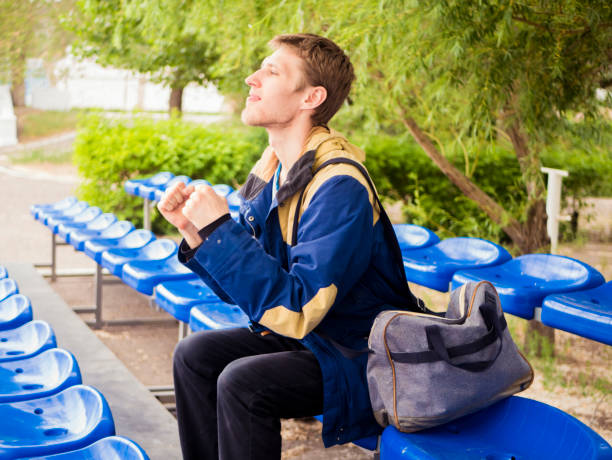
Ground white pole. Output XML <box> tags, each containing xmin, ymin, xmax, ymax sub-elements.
<box><xmin>541</xmin><ymin>167</ymin><xmax>570</xmax><ymax>254</ymax></box>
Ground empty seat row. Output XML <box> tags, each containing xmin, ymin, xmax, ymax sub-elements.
<box><xmin>29</xmin><ymin>190</ymin><xmax>612</xmax><ymax>458</ymax></box>
<box><xmin>394</xmin><ymin>226</ymin><xmax>609</xmax><ymax>345</ymax></box>
<box><xmin>0</xmin><ymin>267</ymin><xmax>150</xmax><ymax>459</ymax></box>
<box><xmin>31</xmin><ymin>193</ymin><xmax>612</xmax><ymax>348</ymax></box>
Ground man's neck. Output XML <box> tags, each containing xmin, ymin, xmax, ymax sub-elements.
<box><xmin>267</xmin><ymin>121</ymin><xmax>315</xmax><ymax>183</ymax></box>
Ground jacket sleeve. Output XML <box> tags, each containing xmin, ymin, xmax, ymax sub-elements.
<box><xmin>187</xmin><ymin>175</ymin><xmax>375</xmax><ymax>339</ymax></box>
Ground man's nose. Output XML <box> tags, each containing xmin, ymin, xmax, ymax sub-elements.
<box><xmin>245</xmin><ymin>71</ymin><xmax>260</xmax><ymax>87</ymax></box>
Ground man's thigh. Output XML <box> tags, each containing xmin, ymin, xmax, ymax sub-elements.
<box><xmin>174</xmin><ymin>327</ymin><xmax>307</xmax><ymax>378</ymax></box>
<box><xmin>219</xmin><ymin>349</ymin><xmax>324</xmax><ymax>419</ymax></box>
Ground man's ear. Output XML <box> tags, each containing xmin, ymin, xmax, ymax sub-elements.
<box><xmin>302</xmin><ymin>86</ymin><xmax>327</xmax><ymax>110</ymax></box>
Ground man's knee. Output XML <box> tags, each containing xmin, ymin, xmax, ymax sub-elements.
<box><xmin>217</xmin><ymin>358</ymin><xmax>255</xmax><ymax>408</ymax></box>
<box><xmin>173</xmin><ymin>331</ymin><xmax>216</xmax><ymax>374</ymax></box>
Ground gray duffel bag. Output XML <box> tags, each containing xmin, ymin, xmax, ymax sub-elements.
<box><xmin>367</xmin><ymin>280</ymin><xmax>534</xmax><ymax>432</ymax></box>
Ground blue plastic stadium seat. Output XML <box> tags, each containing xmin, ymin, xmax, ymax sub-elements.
<box><xmin>402</xmin><ymin>238</ymin><xmax>512</xmax><ymax>292</ymax></box>
<box><xmin>212</xmin><ymin>184</ymin><xmax>234</xmax><ymax>197</ymax></box>
<box><xmin>0</xmin><ymin>384</ymin><xmax>115</xmax><ymax>459</ymax></box>
<box><xmin>0</xmin><ymin>265</ymin><xmax>8</xmax><ymax>279</ymax></box>
<box><xmin>35</xmin><ymin>199</ymin><xmax>83</xmax><ymax>224</ymax></box>
<box><xmin>30</xmin><ymin>435</ymin><xmax>150</xmax><ymax>460</ymax></box>
<box><xmin>0</xmin><ymin>320</ymin><xmax>57</xmax><ymax>362</ymax></box>
<box><xmin>64</xmin><ymin>214</ymin><xmax>118</xmax><ymax>246</ymax></box>
<box><xmin>31</xmin><ymin>196</ymin><xmax>78</xmax><ymax>220</ymax></box>
<box><xmin>189</xmin><ymin>302</ymin><xmax>250</xmax><ymax>332</ymax></box>
<box><xmin>56</xmin><ymin>207</ymin><xmax>103</xmax><ymax>241</ymax></box>
<box><xmin>451</xmin><ymin>254</ymin><xmax>605</xmax><ymax>320</ymax></box>
<box><xmin>189</xmin><ymin>179</ymin><xmax>211</xmax><ymax>188</ymax></box>
<box><xmin>121</xmin><ymin>256</ymin><xmax>197</xmax><ymax>296</ymax></box>
<box><xmin>101</xmin><ymin>239</ymin><xmax>177</xmax><ymax>277</ymax></box>
<box><xmin>0</xmin><ymin>348</ymin><xmax>81</xmax><ymax>402</ymax></box>
<box><xmin>124</xmin><ymin>171</ymin><xmax>173</xmax><ymax>197</ymax></box>
<box><xmin>393</xmin><ymin>224</ymin><xmax>440</xmax><ymax>253</ymax></box>
<box><xmin>155</xmin><ymin>279</ymin><xmax>223</xmax><ymax>323</ymax></box>
<box><xmin>0</xmin><ymin>293</ymin><xmax>32</xmax><ymax>331</ymax></box>
<box><xmin>70</xmin><ymin>220</ymin><xmax>133</xmax><ymax>252</ymax></box>
<box><xmin>137</xmin><ymin>173</ymin><xmax>178</xmax><ymax>200</ymax></box>
<box><xmin>43</xmin><ymin>202</ymin><xmax>89</xmax><ymax>229</ymax></box>
<box><xmin>541</xmin><ymin>281</ymin><xmax>612</xmax><ymax>346</ymax></box>
<box><xmin>0</xmin><ymin>278</ymin><xmax>19</xmax><ymax>302</ymax></box>
<box><xmin>226</xmin><ymin>190</ymin><xmax>242</xmax><ymax>211</ymax></box>
<box><xmin>379</xmin><ymin>396</ymin><xmax>612</xmax><ymax>460</ymax></box>
<box><xmin>84</xmin><ymin>229</ymin><xmax>156</xmax><ymax>264</ymax></box>
<box><xmin>153</xmin><ymin>175</ymin><xmax>192</xmax><ymax>202</ymax></box>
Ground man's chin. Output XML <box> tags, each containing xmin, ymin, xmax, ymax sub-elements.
<box><xmin>241</xmin><ymin>110</ymin><xmax>265</xmax><ymax>127</ymax></box>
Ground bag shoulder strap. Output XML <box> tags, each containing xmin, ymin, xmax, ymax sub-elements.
<box><xmin>290</xmin><ymin>157</ymin><xmax>412</xmax><ymax>301</ymax></box>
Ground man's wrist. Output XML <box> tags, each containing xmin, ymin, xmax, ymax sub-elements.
<box><xmin>197</xmin><ymin>214</ymin><xmax>232</xmax><ymax>241</ymax></box>
<box><xmin>179</xmin><ymin>226</ymin><xmax>203</xmax><ymax>249</ymax></box>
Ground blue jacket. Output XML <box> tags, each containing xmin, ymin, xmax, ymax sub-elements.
<box><xmin>181</xmin><ymin>126</ymin><xmax>419</xmax><ymax>446</ymax></box>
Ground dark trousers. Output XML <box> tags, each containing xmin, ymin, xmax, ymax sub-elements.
<box><xmin>173</xmin><ymin>327</ymin><xmax>324</xmax><ymax>460</ymax></box>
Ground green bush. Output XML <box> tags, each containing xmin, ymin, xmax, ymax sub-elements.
<box><xmin>361</xmin><ymin>130</ymin><xmax>610</xmax><ymax>243</ymax></box>
<box><xmin>362</xmin><ymin>134</ymin><xmax>525</xmax><ymax>242</ymax></box>
<box><xmin>74</xmin><ymin>115</ymin><xmax>266</xmax><ymax>233</ymax></box>
<box><xmin>74</xmin><ymin>114</ymin><xmax>609</xmax><ymax>242</ymax></box>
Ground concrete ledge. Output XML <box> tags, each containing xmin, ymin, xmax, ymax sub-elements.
<box><xmin>5</xmin><ymin>262</ymin><xmax>181</xmax><ymax>460</ymax></box>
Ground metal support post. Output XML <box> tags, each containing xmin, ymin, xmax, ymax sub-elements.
<box><xmin>541</xmin><ymin>167</ymin><xmax>570</xmax><ymax>254</ymax></box>
<box><xmin>143</xmin><ymin>198</ymin><xmax>151</xmax><ymax>231</ymax></box>
<box><xmin>51</xmin><ymin>232</ymin><xmax>57</xmax><ymax>282</ymax></box>
<box><xmin>94</xmin><ymin>262</ymin><xmax>103</xmax><ymax>328</ymax></box>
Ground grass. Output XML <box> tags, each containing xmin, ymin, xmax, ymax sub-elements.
<box><xmin>16</xmin><ymin>108</ymin><xmax>85</xmax><ymax>142</ymax></box>
<box><xmin>10</xmin><ymin>149</ymin><xmax>73</xmax><ymax>165</ymax></box>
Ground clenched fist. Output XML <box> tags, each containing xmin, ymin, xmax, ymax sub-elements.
<box><xmin>157</xmin><ymin>182</ymin><xmax>197</xmax><ymax>231</ymax></box>
<box><xmin>182</xmin><ymin>184</ymin><xmax>230</xmax><ymax>230</ymax></box>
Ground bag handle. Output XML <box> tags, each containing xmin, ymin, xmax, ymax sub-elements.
<box><xmin>425</xmin><ymin>305</ymin><xmax>504</xmax><ymax>372</ymax></box>
<box><xmin>389</xmin><ymin>306</ymin><xmax>506</xmax><ymax>372</ymax></box>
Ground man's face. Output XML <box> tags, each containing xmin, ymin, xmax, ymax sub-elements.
<box><xmin>241</xmin><ymin>46</ymin><xmax>310</xmax><ymax>128</ymax></box>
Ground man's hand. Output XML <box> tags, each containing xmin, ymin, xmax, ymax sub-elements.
<box><xmin>182</xmin><ymin>185</ymin><xmax>230</xmax><ymax>230</ymax></box>
<box><xmin>157</xmin><ymin>182</ymin><xmax>196</xmax><ymax>231</ymax></box>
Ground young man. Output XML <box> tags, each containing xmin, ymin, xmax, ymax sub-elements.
<box><xmin>158</xmin><ymin>33</ymin><xmax>420</xmax><ymax>460</ymax></box>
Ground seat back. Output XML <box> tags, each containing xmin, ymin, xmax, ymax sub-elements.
<box><xmin>212</xmin><ymin>184</ymin><xmax>233</xmax><ymax>197</ymax></box>
<box><xmin>516</xmin><ymin>254</ymin><xmax>605</xmax><ymax>286</ymax></box>
<box><xmin>393</xmin><ymin>224</ymin><xmax>440</xmax><ymax>250</ymax></box>
<box><xmin>190</xmin><ymin>179</ymin><xmax>211</xmax><ymax>188</ymax></box>
<box><xmin>85</xmin><ymin>213</ymin><xmax>117</xmax><ymax>231</ymax></box>
<box><xmin>141</xmin><ymin>239</ymin><xmax>178</xmax><ymax>259</ymax></box>
<box><xmin>70</xmin><ymin>207</ymin><xmax>102</xmax><ymax>224</ymax></box>
<box><xmin>120</xmin><ymin>230</ymin><xmax>156</xmax><ymax>249</ymax></box>
<box><xmin>0</xmin><ymin>293</ymin><xmax>32</xmax><ymax>330</ymax></box>
<box><xmin>0</xmin><ymin>278</ymin><xmax>18</xmax><ymax>302</ymax></box>
<box><xmin>99</xmin><ymin>221</ymin><xmax>135</xmax><ymax>239</ymax></box>
<box><xmin>438</xmin><ymin>237</ymin><xmax>511</xmax><ymax>263</ymax></box>
<box><xmin>0</xmin><ymin>320</ymin><xmax>56</xmax><ymax>362</ymax></box>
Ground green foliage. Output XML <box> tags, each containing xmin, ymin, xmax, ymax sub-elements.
<box><xmin>73</xmin><ymin>115</ymin><xmax>266</xmax><ymax>233</ymax></box>
<box><xmin>361</xmin><ymin>133</ymin><xmax>525</xmax><ymax>241</ymax></box>
<box><xmin>360</xmin><ymin>129</ymin><xmax>610</xmax><ymax>242</ymax></box>
<box><xmin>167</xmin><ymin>0</ymin><xmax>611</xmax><ymax>250</ymax></box>
<box><xmin>0</xmin><ymin>0</ymin><xmax>74</xmax><ymax>101</ymax></box>
<box><xmin>68</xmin><ymin>0</ymin><xmax>217</xmax><ymax>95</ymax></box>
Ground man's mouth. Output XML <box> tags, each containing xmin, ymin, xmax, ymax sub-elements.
<box><xmin>247</xmin><ymin>94</ymin><xmax>261</xmax><ymax>103</ymax></box>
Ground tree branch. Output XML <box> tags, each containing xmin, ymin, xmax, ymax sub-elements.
<box><xmin>397</xmin><ymin>106</ymin><xmax>527</xmax><ymax>250</ymax></box>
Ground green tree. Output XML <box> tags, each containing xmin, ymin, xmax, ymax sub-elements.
<box><xmin>69</xmin><ymin>0</ymin><xmax>218</xmax><ymax>113</ymax></box>
<box><xmin>185</xmin><ymin>0</ymin><xmax>611</xmax><ymax>255</ymax></box>
<box><xmin>0</xmin><ymin>0</ymin><xmax>74</xmax><ymax>106</ymax></box>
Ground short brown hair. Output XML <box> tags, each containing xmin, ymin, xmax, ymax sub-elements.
<box><xmin>269</xmin><ymin>33</ymin><xmax>355</xmax><ymax>127</ymax></box>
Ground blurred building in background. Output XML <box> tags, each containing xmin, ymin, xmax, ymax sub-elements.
<box><xmin>25</xmin><ymin>54</ymin><xmax>224</xmax><ymax>113</ymax></box>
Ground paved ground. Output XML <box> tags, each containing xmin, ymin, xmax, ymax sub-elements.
<box><xmin>1</xmin><ymin>141</ymin><xmax>610</xmax><ymax>458</ymax></box>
